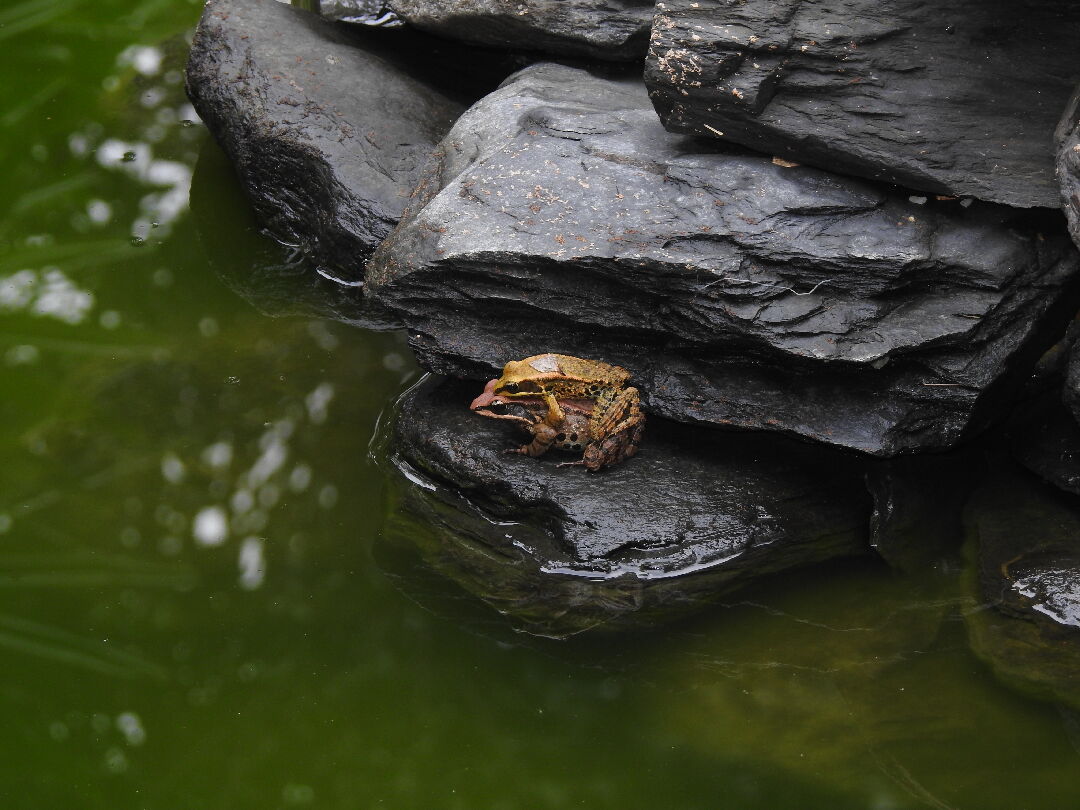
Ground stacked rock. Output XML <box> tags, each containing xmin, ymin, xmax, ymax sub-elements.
<box><xmin>186</xmin><ymin>0</ymin><xmax>1080</xmax><ymax>649</ymax></box>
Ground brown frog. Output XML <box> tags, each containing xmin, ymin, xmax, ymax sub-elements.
<box><xmin>472</xmin><ymin>354</ymin><xmax>645</xmax><ymax>471</ymax></box>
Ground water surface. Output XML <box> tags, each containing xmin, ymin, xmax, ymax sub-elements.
<box><xmin>1</xmin><ymin>3</ymin><xmax>1079</xmax><ymax>808</ymax></box>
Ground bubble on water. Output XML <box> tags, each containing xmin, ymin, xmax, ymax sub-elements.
<box><xmin>289</xmin><ymin>464</ymin><xmax>312</xmax><ymax>493</ymax></box>
<box><xmin>305</xmin><ymin>382</ymin><xmax>335</xmax><ymax>425</ymax></box>
<box><xmin>202</xmin><ymin>441</ymin><xmax>233</xmax><ymax>469</ymax></box>
<box><xmin>116</xmin><ymin>712</ymin><xmax>145</xmax><ymax>746</ymax></box>
<box><xmin>225</xmin><ymin>375</ymin><xmax>240</xmax><ymax>385</ymax></box>
<box><xmin>87</xmin><ymin>198</ymin><xmax>112</xmax><ymax>224</ymax></box>
<box><xmin>198</xmin><ymin>317</ymin><xmax>219</xmax><ymax>337</ymax></box>
<box><xmin>238</xmin><ymin>537</ymin><xmax>265</xmax><ymax>591</ymax></box>
<box><xmin>193</xmin><ymin>506</ymin><xmax>228</xmax><ymax>547</ymax></box>
<box><xmin>139</xmin><ymin>86</ymin><xmax>165</xmax><ymax>109</ymax></box>
<box><xmin>103</xmin><ymin>747</ymin><xmax>128</xmax><ymax>774</ymax></box>
<box><xmin>152</xmin><ymin>267</ymin><xmax>173</xmax><ymax>287</ymax></box>
<box><xmin>99</xmin><ymin>310</ymin><xmax>121</xmax><ymax>329</ymax></box>
<box><xmin>5</xmin><ymin>345</ymin><xmax>39</xmax><ymax>366</ymax></box>
<box><xmin>118</xmin><ymin>45</ymin><xmax>163</xmax><ymax>76</ymax></box>
<box><xmin>120</xmin><ymin>527</ymin><xmax>141</xmax><ymax>548</ymax></box>
<box><xmin>0</xmin><ymin>514</ymin><xmax>11</xmax><ymax>534</ymax></box>
<box><xmin>48</xmin><ymin>721</ymin><xmax>69</xmax><ymax>741</ymax></box>
<box><xmin>248</xmin><ymin>437</ymin><xmax>288</xmax><ymax>487</ymax></box>
<box><xmin>161</xmin><ymin>452</ymin><xmax>186</xmax><ymax>484</ymax></box>
<box><xmin>158</xmin><ymin>535</ymin><xmax>182</xmax><ymax>556</ymax></box>
<box><xmin>231</xmin><ymin>489</ymin><xmax>254</xmax><ymax>515</ymax></box>
<box><xmin>69</xmin><ymin>133</ymin><xmax>89</xmax><ymax>157</ymax></box>
<box><xmin>318</xmin><ymin>484</ymin><xmax>338</xmax><ymax>510</ymax></box>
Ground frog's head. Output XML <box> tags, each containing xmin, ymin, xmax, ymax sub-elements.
<box><xmin>471</xmin><ymin>378</ymin><xmax>545</xmax><ymax>424</ymax></box>
<box><xmin>492</xmin><ymin>354</ymin><xmax>567</xmax><ymax>397</ymax></box>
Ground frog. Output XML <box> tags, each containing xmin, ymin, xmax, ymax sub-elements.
<box><xmin>475</xmin><ymin>353</ymin><xmax>645</xmax><ymax>471</ymax></box>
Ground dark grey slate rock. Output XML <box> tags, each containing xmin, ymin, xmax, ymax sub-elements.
<box><xmin>387</xmin><ymin>0</ymin><xmax>654</xmax><ymax>61</ymax></box>
<box><xmin>964</xmin><ymin>471</ymin><xmax>1080</xmax><ymax>710</ymax></box>
<box><xmin>190</xmin><ymin>139</ymin><xmax>399</xmax><ymax>330</ymax></box>
<box><xmin>185</xmin><ymin>0</ymin><xmax>464</xmax><ymax>282</ymax></box>
<box><xmin>1057</xmin><ymin>87</ymin><xmax>1080</xmax><ymax>249</ymax></box>
<box><xmin>384</xmin><ymin>376</ymin><xmax>871</xmax><ymax>637</ymax></box>
<box><xmin>645</xmin><ymin>0</ymin><xmax>1080</xmax><ymax>209</ymax></box>
<box><xmin>1012</xmin><ymin>393</ymin><xmax>1080</xmax><ymax>498</ymax></box>
<box><xmin>1066</xmin><ymin>339</ymin><xmax>1080</xmax><ymax>423</ymax></box>
<box><xmin>368</xmin><ymin>63</ymin><xmax>1080</xmax><ymax>456</ymax></box>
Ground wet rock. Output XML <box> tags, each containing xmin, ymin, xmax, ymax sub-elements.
<box><xmin>1058</xmin><ymin>87</ymin><xmax>1080</xmax><ymax>249</ymax></box>
<box><xmin>1011</xmin><ymin>394</ymin><xmax>1080</xmax><ymax>498</ymax></box>
<box><xmin>964</xmin><ymin>471</ymin><xmax>1080</xmax><ymax>710</ymax></box>
<box><xmin>645</xmin><ymin>0</ymin><xmax>1080</xmax><ymax>209</ymax></box>
<box><xmin>190</xmin><ymin>138</ymin><xmax>399</xmax><ymax>329</ymax></box>
<box><xmin>387</xmin><ymin>0</ymin><xmax>654</xmax><ymax>61</ymax></box>
<box><xmin>368</xmin><ymin>63</ymin><xmax>1080</xmax><ymax>456</ymax></box>
<box><xmin>1066</xmin><ymin>340</ymin><xmax>1080</xmax><ymax>423</ymax></box>
<box><xmin>185</xmin><ymin>0</ymin><xmax>464</xmax><ymax>282</ymax></box>
<box><xmin>317</xmin><ymin>0</ymin><xmax>401</xmax><ymax>26</ymax></box>
<box><xmin>383</xmin><ymin>376</ymin><xmax>871</xmax><ymax>637</ymax></box>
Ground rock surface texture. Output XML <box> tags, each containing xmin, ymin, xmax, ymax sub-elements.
<box><xmin>387</xmin><ymin>0</ymin><xmax>655</xmax><ymax>61</ymax></box>
<box><xmin>388</xmin><ymin>377</ymin><xmax>870</xmax><ymax>635</ymax></box>
<box><xmin>369</xmin><ymin>64</ymin><xmax>1080</xmax><ymax>456</ymax></box>
<box><xmin>185</xmin><ymin>0</ymin><xmax>464</xmax><ymax>281</ymax></box>
<box><xmin>319</xmin><ymin>0</ymin><xmax>401</xmax><ymax>25</ymax></box>
<box><xmin>1066</xmin><ymin>338</ymin><xmax>1080</xmax><ymax>424</ymax></box>
<box><xmin>1058</xmin><ymin>87</ymin><xmax>1080</xmax><ymax>249</ymax></box>
<box><xmin>645</xmin><ymin>0</ymin><xmax>1080</xmax><ymax>209</ymax></box>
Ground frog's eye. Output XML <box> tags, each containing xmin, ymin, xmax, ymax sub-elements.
<box><xmin>504</xmin><ymin>382</ymin><xmax>520</xmax><ymax>393</ymax></box>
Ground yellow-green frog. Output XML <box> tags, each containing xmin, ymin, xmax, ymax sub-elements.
<box><xmin>472</xmin><ymin>354</ymin><xmax>645</xmax><ymax>471</ymax></box>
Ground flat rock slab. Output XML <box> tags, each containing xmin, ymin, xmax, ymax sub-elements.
<box><xmin>387</xmin><ymin>377</ymin><xmax>870</xmax><ymax>636</ymax></box>
<box><xmin>645</xmin><ymin>0</ymin><xmax>1080</xmax><ymax>209</ymax></box>
<box><xmin>964</xmin><ymin>471</ymin><xmax>1080</xmax><ymax>710</ymax></box>
<box><xmin>388</xmin><ymin>0</ymin><xmax>654</xmax><ymax>61</ymax></box>
<box><xmin>185</xmin><ymin>0</ymin><xmax>464</xmax><ymax>281</ymax></box>
<box><xmin>369</xmin><ymin>63</ymin><xmax>1080</xmax><ymax>455</ymax></box>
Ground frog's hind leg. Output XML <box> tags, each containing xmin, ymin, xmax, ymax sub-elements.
<box><xmin>583</xmin><ymin>387</ymin><xmax>645</xmax><ymax>471</ymax></box>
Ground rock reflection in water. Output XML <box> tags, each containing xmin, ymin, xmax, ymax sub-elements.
<box><xmin>645</xmin><ymin>563</ymin><xmax>1080</xmax><ymax>810</ymax></box>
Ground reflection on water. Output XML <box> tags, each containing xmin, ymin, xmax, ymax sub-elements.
<box><xmin>1</xmin><ymin>3</ymin><xmax>1080</xmax><ymax>809</ymax></box>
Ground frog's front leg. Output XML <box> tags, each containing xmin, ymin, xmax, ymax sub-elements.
<box><xmin>506</xmin><ymin>420</ymin><xmax>559</xmax><ymax>458</ymax></box>
<box><xmin>541</xmin><ymin>392</ymin><xmax>565</xmax><ymax>426</ymax></box>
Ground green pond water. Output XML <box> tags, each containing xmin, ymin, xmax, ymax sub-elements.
<box><xmin>2</xmin><ymin>2</ymin><xmax>1079</xmax><ymax>808</ymax></box>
